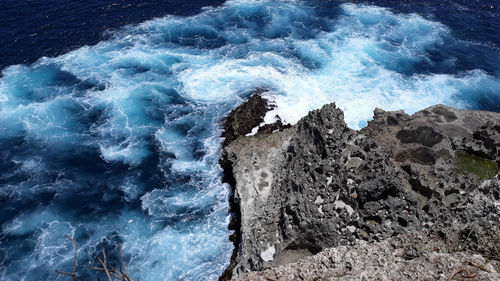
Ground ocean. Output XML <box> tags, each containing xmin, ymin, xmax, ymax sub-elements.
<box><xmin>0</xmin><ymin>0</ymin><xmax>499</xmax><ymax>280</ymax></box>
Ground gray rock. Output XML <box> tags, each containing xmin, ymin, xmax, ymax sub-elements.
<box><xmin>221</xmin><ymin>103</ymin><xmax>420</xmax><ymax>278</ymax></box>
<box><xmin>235</xmin><ymin>230</ymin><xmax>500</xmax><ymax>281</ymax></box>
<box><xmin>220</xmin><ymin>102</ymin><xmax>500</xmax><ymax>280</ymax></box>
<box><xmin>361</xmin><ymin>104</ymin><xmax>500</xmax><ymax>208</ymax></box>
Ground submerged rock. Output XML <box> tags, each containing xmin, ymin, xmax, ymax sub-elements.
<box><xmin>220</xmin><ymin>101</ymin><xmax>500</xmax><ymax>280</ymax></box>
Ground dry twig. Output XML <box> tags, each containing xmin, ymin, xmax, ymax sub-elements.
<box><xmin>91</xmin><ymin>244</ymin><xmax>132</xmax><ymax>281</ymax></box>
<box><xmin>264</xmin><ymin>275</ymin><xmax>279</xmax><ymax>281</ymax></box>
<box><xmin>55</xmin><ymin>235</ymin><xmax>81</xmax><ymax>281</ymax></box>
<box><xmin>447</xmin><ymin>268</ymin><xmax>465</xmax><ymax>281</ymax></box>
<box><xmin>56</xmin><ymin>236</ymin><xmax>134</xmax><ymax>281</ymax></box>
<box><xmin>468</xmin><ymin>260</ymin><xmax>491</xmax><ymax>273</ymax></box>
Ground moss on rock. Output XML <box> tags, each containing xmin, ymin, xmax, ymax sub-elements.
<box><xmin>454</xmin><ymin>151</ymin><xmax>499</xmax><ymax>180</ymax></box>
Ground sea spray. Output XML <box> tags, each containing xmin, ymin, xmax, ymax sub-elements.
<box><xmin>0</xmin><ymin>1</ymin><xmax>499</xmax><ymax>280</ymax></box>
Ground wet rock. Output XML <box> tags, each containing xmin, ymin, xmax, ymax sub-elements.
<box><xmin>257</xmin><ymin>118</ymin><xmax>291</xmax><ymax>134</ymax></box>
<box><xmin>395</xmin><ymin>146</ymin><xmax>437</xmax><ymax>165</ymax></box>
<box><xmin>396</xmin><ymin>126</ymin><xmax>443</xmax><ymax>147</ymax></box>
<box><xmin>221</xmin><ymin>89</ymin><xmax>273</xmax><ymax>147</ymax></box>
<box><xmin>431</xmin><ymin>106</ymin><xmax>458</xmax><ymax>122</ymax></box>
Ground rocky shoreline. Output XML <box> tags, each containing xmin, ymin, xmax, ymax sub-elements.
<box><xmin>219</xmin><ymin>92</ymin><xmax>500</xmax><ymax>280</ymax></box>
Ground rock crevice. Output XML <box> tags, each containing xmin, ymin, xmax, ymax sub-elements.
<box><xmin>220</xmin><ymin>101</ymin><xmax>500</xmax><ymax>280</ymax></box>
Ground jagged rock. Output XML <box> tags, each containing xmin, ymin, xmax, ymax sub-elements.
<box><xmin>234</xmin><ymin>230</ymin><xmax>500</xmax><ymax>281</ymax></box>
<box><xmin>220</xmin><ymin>102</ymin><xmax>500</xmax><ymax>280</ymax></box>
<box><xmin>221</xmin><ymin>103</ymin><xmax>421</xmax><ymax>278</ymax></box>
<box><xmin>221</xmin><ymin>89</ymin><xmax>273</xmax><ymax>147</ymax></box>
<box><xmin>361</xmin><ymin>104</ymin><xmax>500</xmax><ymax>208</ymax></box>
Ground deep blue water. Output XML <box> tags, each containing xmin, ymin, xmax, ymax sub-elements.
<box><xmin>0</xmin><ymin>0</ymin><xmax>226</xmax><ymax>69</ymax></box>
<box><xmin>0</xmin><ymin>1</ymin><xmax>499</xmax><ymax>280</ymax></box>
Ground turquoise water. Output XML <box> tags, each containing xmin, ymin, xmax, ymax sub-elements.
<box><xmin>0</xmin><ymin>1</ymin><xmax>499</xmax><ymax>280</ymax></box>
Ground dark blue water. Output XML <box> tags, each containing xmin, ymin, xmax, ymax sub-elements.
<box><xmin>0</xmin><ymin>1</ymin><xmax>499</xmax><ymax>281</ymax></box>
<box><xmin>0</xmin><ymin>0</ymin><xmax>226</xmax><ymax>69</ymax></box>
<box><xmin>2</xmin><ymin>1</ymin><xmax>499</xmax><ymax>74</ymax></box>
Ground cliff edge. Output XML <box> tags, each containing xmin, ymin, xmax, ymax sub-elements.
<box><xmin>220</xmin><ymin>98</ymin><xmax>500</xmax><ymax>280</ymax></box>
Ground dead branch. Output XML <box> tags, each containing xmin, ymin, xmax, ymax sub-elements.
<box><xmin>55</xmin><ymin>235</ymin><xmax>80</xmax><ymax>281</ymax></box>
<box><xmin>92</xmin><ymin>244</ymin><xmax>132</xmax><ymax>281</ymax></box>
<box><xmin>56</xmin><ymin>235</ymin><xmax>135</xmax><ymax>281</ymax></box>
<box><xmin>447</xmin><ymin>268</ymin><xmax>465</xmax><ymax>281</ymax></box>
<box><xmin>468</xmin><ymin>260</ymin><xmax>492</xmax><ymax>273</ymax></box>
<box><xmin>118</xmin><ymin>244</ymin><xmax>130</xmax><ymax>280</ymax></box>
<box><xmin>264</xmin><ymin>275</ymin><xmax>279</xmax><ymax>281</ymax></box>
<box><xmin>94</xmin><ymin>246</ymin><xmax>114</xmax><ymax>281</ymax></box>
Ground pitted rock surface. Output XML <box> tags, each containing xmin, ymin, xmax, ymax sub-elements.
<box><xmin>361</xmin><ymin>104</ymin><xmax>500</xmax><ymax>209</ymax></box>
<box><xmin>221</xmin><ymin>102</ymin><xmax>500</xmax><ymax>280</ymax></box>
<box><xmin>222</xmin><ymin>103</ymin><xmax>421</xmax><ymax>277</ymax></box>
<box><xmin>235</xmin><ymin>230</ymin><xmax>500</xmax><ymax>281</ymax></box>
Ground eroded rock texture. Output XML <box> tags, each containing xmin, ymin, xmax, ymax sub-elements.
<box><xmin>236</xmin><ymin>230</ymin><xmax>500</xmax><ymax>281</ymax></box>
<box><xmin>221</xmin><ymin>90</ymin><xmax>272</xmax><ymax>147</ymax></box>
<box><xmin>362</xmin><ymin>105</ymin><xmax>500</xmax><ymax>210</ymax></box>
<box><xmin>221</xmin><ymin>103</ymin><xmax>500</xmax><ymax>280</ymax></box>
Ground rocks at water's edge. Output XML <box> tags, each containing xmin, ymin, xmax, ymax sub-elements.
<box><xmin>219</xmin><ymin>90</ymin><xmax>291</xmax><ymax>280</ymax></box>
<box><xmin>219</xmin><ymin>98</ymin><xmax>500</xmax><ymax>280</ymax></box>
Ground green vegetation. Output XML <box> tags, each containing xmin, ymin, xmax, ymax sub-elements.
<box><xmin>454</xmin><ymin>151</ymin><xmax>499</xmax><ymax>180</ymax></box>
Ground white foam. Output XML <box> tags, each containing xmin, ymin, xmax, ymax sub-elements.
<box><xmin>0</xmin><ymin>1</ymin><xmax>499</xmax><ymax>280</ymax></box>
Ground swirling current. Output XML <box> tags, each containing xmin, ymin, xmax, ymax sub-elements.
<box><xmin>0</xmin><ymin>0</ymin><xmax>499</xmax><ymax>280</ymax></box>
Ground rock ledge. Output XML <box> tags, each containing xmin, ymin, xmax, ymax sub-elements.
<box><xmin>220</xmin><ymin>101</ymin><xmax>500</xmax><ymax>280</ymax></box>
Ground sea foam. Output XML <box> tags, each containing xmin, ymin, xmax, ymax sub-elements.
<box><xmin>0</xmin><ymin>1</ymin><xmax>499</xmax><ymax>280</ymax></box>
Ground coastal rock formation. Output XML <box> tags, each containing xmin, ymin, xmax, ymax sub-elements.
<box><xmin>221</xmin><ymin>90</ymin><xmax>272</xmax><ymax>147</ymax></box>
<box><xmin>362</xmin><ymin>105</ymin><xmax>500</xmax><ymax>206</ymax></box>
<box><xmin>220</xmin><ymin>101</ymin><xmax>500</xmax><ymax>280</ymax></box>
<box><xmin>221</xmin><ymin>90</ymin><xmax>290</xmax><ymax>147</ymax></box>
<box><xmin>235</xmin><ymin>229</ymin><xmax>500</xmax><ymax>281</ymax></box>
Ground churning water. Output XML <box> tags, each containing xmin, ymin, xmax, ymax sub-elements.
<box><xmin>0</xmin><ymin>0</ymin><xmax>499</xmax><ymax>280</ymax></box>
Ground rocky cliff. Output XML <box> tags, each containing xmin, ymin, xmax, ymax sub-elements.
<box><xmin>220</xmin><ymin>95</ymin><xmax>500</xmax><ymax>280</ymax></box>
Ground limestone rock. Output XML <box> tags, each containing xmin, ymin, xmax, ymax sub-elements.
<box><xmin>220</xmin><ymin>102</ymin><xmax>500</xmax><ymax>280</ymax></box>
<box><xmin>235</xmin><ymin>230</ymin><xmax>500</xmax><ymax>281</ymax></box>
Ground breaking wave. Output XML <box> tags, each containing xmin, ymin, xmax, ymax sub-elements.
<box><xmin>0</xmin><ymin>0</ymin><xmax>498</xmax><ymax>280</ymax></box>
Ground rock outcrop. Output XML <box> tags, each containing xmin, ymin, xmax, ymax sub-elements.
<box><xmin>221</xmin><ymin>90</ymin><xmax>272</xmax><ymax>147</ymax></box>
<box><xmin>220</xmin><ymin>101</ymin><xmax>500</xmax><ymax>280</ymax></box>
<box><xmin>235</xmin><ymin>230</ymin><xmax>499</xmax><ymax>281</ymax></box>
<box><xmin>362</xmin><ymin>105</ymin><xmax>500</xmax><ymax>207</ymax></box>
